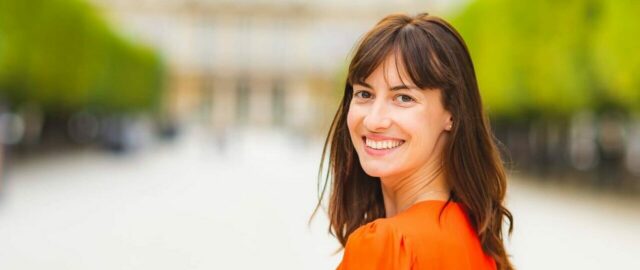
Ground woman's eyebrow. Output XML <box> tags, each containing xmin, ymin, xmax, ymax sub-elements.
<box><xmin>389</xmin><ymin>84</ymin><xmax>419</xmax><ymax>91</ymax></box>
<box><xmin>355</xmin><ymin>82</ymin><xmax>418</xmax><ymax>91</ymax></box>
<box><xmin>354</xmin><ymin>82</ymin><xmax>373</xmax><ymax>89</ymax></box>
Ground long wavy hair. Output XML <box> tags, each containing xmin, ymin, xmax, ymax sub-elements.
<box><xmin>311</xmin><ymin>13</ymin><xmax>514</xmax><ymax>270</ymax></box>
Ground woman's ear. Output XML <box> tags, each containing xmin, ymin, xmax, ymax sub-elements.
<box><xmin>444</xmin><ymin>115</ymin><xmax>453</xmax><ymax>131</ymax></box>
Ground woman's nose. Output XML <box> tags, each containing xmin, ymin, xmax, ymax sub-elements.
<box><xmin>363</xmin><ymin>101</ymin><xmax>392</xmax><ymax>131</ymax></box>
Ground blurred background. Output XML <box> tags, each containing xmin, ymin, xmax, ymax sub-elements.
<box><xmin>0</xmin><ymin>0</ymin><xmax>638</xmax><ymax>269</ymax></box>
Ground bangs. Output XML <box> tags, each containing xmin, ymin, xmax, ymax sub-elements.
<box><xmin>347</xmin><ymin>20</ymin><xmax>457</xmax><ymax>91</ymax></box>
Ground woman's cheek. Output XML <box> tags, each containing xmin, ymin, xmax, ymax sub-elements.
<box><xmin>346</xmin><ymin>105</ymin><xmax>362</xmax><ymax>131</ymax></box>
<box><xmin>346</xmin><ymin>107</ymin><xmax>361</xmax><ymax>145</ymax></box>
<box><xmin>346</xmin><ymin>109</ymin><xmax>355</xmax><ymax>132</ymax></box>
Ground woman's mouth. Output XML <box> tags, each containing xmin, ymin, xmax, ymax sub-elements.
<box><xmin>361</xmin><ymin>136</ymin><xmax>405</xmax><ymax>156</ymax></box>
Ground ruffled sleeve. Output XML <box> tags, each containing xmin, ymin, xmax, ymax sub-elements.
<box><xmin>337</xmin><ymin>220</ymin><xmax>414</xmax><ymax>270</ymax></box>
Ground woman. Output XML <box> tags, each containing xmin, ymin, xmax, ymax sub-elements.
<box><xmin>314</xmin><ymin>13</ymin><xmax>514</xmax><ymax>269</ymax></box>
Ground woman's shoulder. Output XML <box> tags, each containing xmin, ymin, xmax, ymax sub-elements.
<box><xmin>344</xmin><ymin>200</ymin><xmax>470</xmax><ymax>248</ymax></box>
<box><xmin>390</xmin><ymin>200</ymin><xmax>482</xmax><ymax>248</ymax></box>
<box><xmin>391</xmin><ymin>200</ymin><xmax>496</xmax><ymax>269</ymax></box>
<box><xmin>392</xmin><ymin>200</ymin><xmax>474</xmax><ymax>238</ymax></box>
<box><xmin>337</xmin><ymin>218</ymin><xmax>414</xmax><ymax>269</ymax></box>
<box><xmin>346</xmin><ymin>217</ymin><xmax>406</xmax><ymax>248</ymax></box>
<box><xmin>337</xmin><ymin>201</ymin><xmax>459</xmax><ymax>267</ymax></box>
<box><xmin>338</xmin><ymin>200</ymin><xmax>495</xmax><ymax>269</ymax></box>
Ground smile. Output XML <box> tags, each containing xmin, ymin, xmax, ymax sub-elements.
<box><xmin>362</xmin><ymin>136</ymin><xmax>404</xmax><ymax>155</ymax></box>
<box><xmin>365</xmin><ymin>138</ymin><xmax>404</xmax><ymax>149</ymax></box>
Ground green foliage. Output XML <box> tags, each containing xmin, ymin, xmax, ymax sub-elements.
<box><xmin>592</xmin><ymin>0</ymin><xmax>640</xmax><ymax>110</ymax></box>
<box><xmin>452</xmin><ymin>0</ymin><xmax>638</xmax><ymax>119</ymax></box>
<box><xmin>0</xmin><ymin>0</ymin><xmax>165</xmax><ymax>114</ymax></box>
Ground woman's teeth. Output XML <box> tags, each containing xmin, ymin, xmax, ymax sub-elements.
<box><xmin>365</xmin><ymin>138</ymin><xmax>404</xmax><ymax>150</ymax></box>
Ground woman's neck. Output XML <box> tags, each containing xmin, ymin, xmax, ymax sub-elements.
<box><xmin>380</xmin><ymin>158</ymin><xmax>451</xmax><ymax>217</ymax></box>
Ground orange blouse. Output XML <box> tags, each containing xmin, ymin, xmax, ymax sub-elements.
<box><xmin>337</xmin><ymin>200</ymin><xmax>496</xmax><ymax>270</ymax></box>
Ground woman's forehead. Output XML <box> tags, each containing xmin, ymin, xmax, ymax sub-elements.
<box><xmin>360</xmin><ymin>52</ymin><xmax>417</xmax><ymax>88</ymax></box>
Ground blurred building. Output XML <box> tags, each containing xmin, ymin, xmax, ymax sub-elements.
<box><xmin>89</xmin><ymin>0</ymin><xmax>463</xmax><ymax>134</ymax></box>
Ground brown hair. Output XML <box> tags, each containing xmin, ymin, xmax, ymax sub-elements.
<box><xmin>311</xmin><ymin>13</ymin><xmax>514</xmax><ymax>270</ymax></box>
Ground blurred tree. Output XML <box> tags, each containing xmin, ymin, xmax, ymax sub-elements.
<box><xmin>453</xmin><ymin>0</ymin><xmax>530</xmax><ymax>120</ymax></box>
<box><xmin>0</xmin><ymin>0</ymin><xmax>164</xmax><ymax>115</ymax></box>
<box><xmin>452</xmin><ymin>0</ymin><xmax>638</xmax><ymax>119</ymax></box>
<box><xmin>592</xmin><ymin>0</ymin><xmax>640</xmax><ymax>111</ymax></box>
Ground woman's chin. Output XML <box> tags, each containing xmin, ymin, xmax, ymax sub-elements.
<box><xmin>360</xmin><ymin>162</ymin><xmax>398</xmax><ymax>178</ymax></box>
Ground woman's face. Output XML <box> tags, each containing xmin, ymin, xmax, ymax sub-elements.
<box><xmin>347</xmin><ymin>54</ymin><xmax>453</xmax><ymax>179</ymax></box>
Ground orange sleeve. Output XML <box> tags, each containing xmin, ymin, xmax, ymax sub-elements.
<box><xmin>336</xmin><ymin>220</ymin><xmax>414</xmax><ymax>270</ymax></box>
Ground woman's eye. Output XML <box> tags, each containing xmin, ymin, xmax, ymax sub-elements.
<box><xmin>395</xmin><ymin>94</ymin><xmax>415</xmax><ymax>103</ymax></box>
<box><xmin>354</xmin><ymin>91</ymin><xmax>372</xmax><ymax>99</ymax></box>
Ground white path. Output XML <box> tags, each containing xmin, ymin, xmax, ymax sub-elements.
<box><xmin>0</xmin><ymin>126</ymin><xmax>638</xmax><ymax>269</ymax></box>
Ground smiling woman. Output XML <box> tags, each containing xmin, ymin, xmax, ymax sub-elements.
<box><xmin>312</xmin><ymin>13</ymin><xmax>514</xmax><ymax>270</ymax></box>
